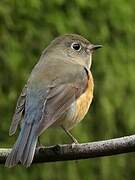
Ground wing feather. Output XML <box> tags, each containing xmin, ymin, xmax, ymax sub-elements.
<box><xmin>9</xmin><ymin>85</ymin><xmax>27</xmax><ymax>136</ymax></box>
<box><xmin>36</xmin><ymin>67</ymin><xmax>88</xmax><ymax>135</ymax></box>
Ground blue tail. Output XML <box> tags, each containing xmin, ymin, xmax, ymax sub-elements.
<box><xmin>5</xmin><ymin>123</ymin><xmax>38</xmax><ymax>168</ymax></box>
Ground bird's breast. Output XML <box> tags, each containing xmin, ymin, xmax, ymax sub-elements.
<box><xmin>61</xmin><ymin>71</ymin><xmax>94</xmax><ymax>130</ymax></box>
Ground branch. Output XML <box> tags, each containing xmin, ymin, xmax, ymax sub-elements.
<box><xmin>1</xmin><ymin>134</ymin><xmax>135</xmax><ymax>165</ymax></box>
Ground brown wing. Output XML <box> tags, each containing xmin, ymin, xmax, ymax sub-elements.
<box><xmin>9</xmin><ymin>85</ymin><xmax>27</xmax><ymax>136</ymax></box>
<box><xmin>36</xmin><ymin>67</ymin><xmax>89</xmax><ymax>136</ymax></box>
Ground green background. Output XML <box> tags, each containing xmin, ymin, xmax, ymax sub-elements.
<box><xmin>0</xmin><ymin>0</ymin><xmax>135</xmax><ymax>179</ymax></box>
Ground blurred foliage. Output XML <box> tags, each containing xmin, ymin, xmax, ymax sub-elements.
<box><xmin>0</xmin><ymin>0</ymin><xmax>135</xmax><ymax>179</ymax></box>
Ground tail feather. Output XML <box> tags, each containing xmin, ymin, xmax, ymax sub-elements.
<box><xmin>21</xmin><ymin>136</ymin><xmax>37</xmax><ymax>167</ymax></box>
<box><xmin>16</xmin><ymin>124</ymin><xmax>32</xmax><ymax>162</ymax></box>
<box><xmin>21</xmin><ymin>124</ymin><xmax>38</xmax><ymax>166</ymax></box>
<box><xmin>5</xmin><ymin>123</ymin><xmax>38</xmax><ymax>168</ymax></box>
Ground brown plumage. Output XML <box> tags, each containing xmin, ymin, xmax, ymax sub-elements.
<box><xmin>5</xmin><ymin>34</ymin><xmax>102</xmax><ymax>168</ymax></box>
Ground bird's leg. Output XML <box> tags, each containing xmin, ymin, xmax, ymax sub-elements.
<box><xmin>37</xmin><ymin>137</ymin><xmax>44</xmax><ymax>148</ymax></box>
<box><xmin>37</xmin><ymin>137</ymin><xmax>41</xmax><ymax>146</ymax></box>
<box><xmin>61</xmin><ymin>126</ymin><xmax>79</xmax><ymax>144</ymax></box>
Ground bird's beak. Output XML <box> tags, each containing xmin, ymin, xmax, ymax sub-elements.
<box><xmin>86</xmin><ymin>44</ymin><xmax>102</xmax><ymax>54</ymax></box>
<box><xmin>89</xmin><ymin>44</ymin><xmax>102</xmax><ymax>50</ymax></box>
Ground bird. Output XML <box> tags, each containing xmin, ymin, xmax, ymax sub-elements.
<box><xmin>5</xmin><ymin>34</ymin><xmax>102</xmax><ymax>168</ymax></box>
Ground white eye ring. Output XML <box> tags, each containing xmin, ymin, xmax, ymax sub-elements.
<box><xmin>71</xmin><ymin>42</ymin><xmax>81</xmax><ymax>51</ymax></box>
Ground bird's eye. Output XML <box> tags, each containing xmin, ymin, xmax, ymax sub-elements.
<box><xmin>71</xmin><ymin>42</ymin><xmax>81</xmax><ymax>51</ymax></box>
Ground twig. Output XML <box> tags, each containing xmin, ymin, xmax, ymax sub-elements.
<box><xmin>1</xmin><ymin>134</ymin><xmax>135</xmax><ymax>165</ymax></box>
